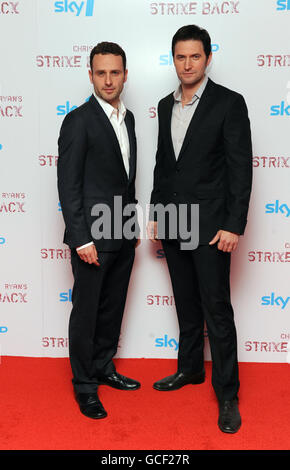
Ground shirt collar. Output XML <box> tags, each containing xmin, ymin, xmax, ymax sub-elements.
<box><xmin>173</xmin><ymin>75</ymin><xmax>208</xmax><ymax>104</ymax></box>
<box><xmin>93</xmin><ymin>91</ymin><xmax>126</xmax><ymax>121</ymax></box>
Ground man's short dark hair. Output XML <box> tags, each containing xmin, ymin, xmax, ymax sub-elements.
<box><xmin>90</xmin><ymin>42</ymin><xmax>127</xmax><ymax>71</ymax></box>
<box><xmin>172</xmin><ymin>25</ymin><xmax>212</xmax><ymax>58</ymax></box>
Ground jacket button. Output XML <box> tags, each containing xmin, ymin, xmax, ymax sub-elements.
<box><xmin>173</xmin><ymin>192</ymin><xmax>177</xmax><ymax>196</ymax></box>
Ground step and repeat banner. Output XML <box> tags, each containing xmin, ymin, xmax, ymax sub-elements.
<box><xmin>0</xmin><ymin>0</ymin><xmax>289</xmax><ymax>363</ymax></box>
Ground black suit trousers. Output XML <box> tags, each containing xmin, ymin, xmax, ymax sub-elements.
<box><xmin>162</xmin><ymin>240</ymin><xmax>239</xmax><ymax>402</ymax></box>
<box><xmin>69</xmin><ymin>240</ymin><xmax>135</xmax><ymax>393</ymax></box>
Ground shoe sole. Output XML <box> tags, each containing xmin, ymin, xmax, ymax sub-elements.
<box><xmin>81</xmin><ymin>412</ymin><xmax>108</xmax><ymax>419</ymax></box>
<box><xmin>98</xmin><ymin>381</ymin><xmax>141</xmax><ymax>391</ymax></box>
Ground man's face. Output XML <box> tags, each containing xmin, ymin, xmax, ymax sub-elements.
<box><xmin>89</xmin><ymin>53</ymin><xmax>127</xmax><ymax>108</ymax></box>
<box><xmin>173</xmin><ymin>39</ymin><xmax>212</xmax><ymax>88</ymax></box>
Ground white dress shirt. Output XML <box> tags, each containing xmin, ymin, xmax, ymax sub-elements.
<box><xmin>76</xmin><ymin>93</ymin><xmax>130</xmax><ymax>251</ymax></box>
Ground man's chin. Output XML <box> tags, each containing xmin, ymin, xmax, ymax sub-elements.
<box><xmin>103</xmin><ymin>92</ymin><xmax>115</xmax><ymax>100</ymax></box>
<box><xmin>97</xmin><ymin>91</ymin><xmax>118</xmax><ymax>105</ymax></box>
<box><xmin>180</xmin><ymin>77</ymin><xmax>203</xmax><ymax>88</ymax></box>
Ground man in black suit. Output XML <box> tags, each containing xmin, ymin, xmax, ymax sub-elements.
<box><xmin>57</xmin><ymin>42</ymin><xmax>140</xmax><ymax>419</ymax></box>
<box><xmin>148</xmin><ymin>25</ymin><xmax>252</xmax><ymax>433</ymax></box>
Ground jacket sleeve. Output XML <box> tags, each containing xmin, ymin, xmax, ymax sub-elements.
<box><xmin>57</xmin><ymin>111</ymin><xmax>92</xmax><ymax>248</ymax></box>
<box><xmin>222</xmin><ymin>93</ymin><xmax>253</xmax><ymax>235</ymax></box>
<box><xmin>149</xmin><ymin>102</ymin><xmax>164</xmax><ymax>220</ymax></box>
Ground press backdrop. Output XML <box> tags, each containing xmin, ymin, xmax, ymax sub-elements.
<box><xmin>0</xmin><ymin>0</ymin><xmax>289</xmax><ymax>363</ymax></box>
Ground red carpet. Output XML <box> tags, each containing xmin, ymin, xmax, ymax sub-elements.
<box><xmin>0</xmin><ymin>357</ymin><xmax>289</xmax><ymax>451</ymax></box>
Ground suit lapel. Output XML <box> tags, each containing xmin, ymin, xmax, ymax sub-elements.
<box><xmin>177</xmin><ymin>78</ymin><xmax>215</xmax><ymax>162</ymax></box>
<box><xmin>162</xmin><ymin>94</ymin><xmax>176</xmax><ymax>165</ymax></box>
<box><xmin>88</xmin><ymin>95</ymin><xmax>128</xmax><ymax>178</ymax></box>
<box><xmin>125</xmin><ymin>112</ymin><xmax>136</xmax><ymax>183</ymax></box>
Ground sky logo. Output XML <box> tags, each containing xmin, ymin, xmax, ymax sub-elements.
<box><xmin>57</xmin><ymin>96</ymin><xmax>90</xmax><ymax>115</ymax></box>
<box><xmin>0</xmin><ymin>326</ymin><xmax>8</xmax><ymax>333</ymax></box>
<box><xmin>265</xmin><ymin>200</ymin><xmax>290</xmax><ymax>217</ymax></box>
<box><xmin>159</xmin><ymin>44</ymin><xmax>219</xmax><ymax>65</ymax></box>
<box><xmin>155</xmin><ymin>334</ymin><xmax>179</xmax><ymax>351</ymax></box>
<box><xmin>0</xmin><ymin>237</ymin><xmax>6</xmax><ymax>245</ymax></box>
<box><xmin>270</xmin><ymin>101</ymin><xmax>290</xmax><ymax>116</ymax></box>
<box><xmin>261</xmin><ymin>292</ymin><xmax>290</xmax><ymax>310</ymax></box>
<box><xmin>276</xmin><ymin>0</ymin><xmax>290</xmax><ymax>10</ymax></box>
<box><xmin>59</xmin><ymin>289</ymin><xmax>72</xmax><ymax>302</ymax></box>
<box><xmin>0</xmin><ymin>144</ymin><xmax>2</xmax><ymax>150</ymax></box>
<box><xmin>159</xmin><ymin>52</ymin><xmax>173</xmax><ymax>66</ymax></box>
<box><xmin>57</xmin><ymin>101</ymin><xmax>77</xmax><ymax>116</ymax></box>
<box><xmin>54</xmin><ymin>0</ymin><xmax>95</xmax><ymax>16</ymax></box>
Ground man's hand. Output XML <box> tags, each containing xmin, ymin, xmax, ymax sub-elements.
<box><xmin>209</xmin><ymin>230</ymin><xmax>239</xmax><ymax>252</ymax></box>
<box><xmin>77</xmin><ymin>244</ymin><xmax>100</xmax><ymax>266</ymax></box>
<box><xmin>147</xmin><ymin>221</ymin><xmax>158</xmax><ymax>243</ymax></box>
<box><xmin>135</xmin><ymin>238</ymin><xmax>141</xmax><ymax>248</ymax></box>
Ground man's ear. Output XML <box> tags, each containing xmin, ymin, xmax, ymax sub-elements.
<box><xmin>88</xmin><ymin>69</ymin><xmax>93</xmax><ymax>84</ymax></box>
<box><xmin>207</xmin><ymin>52</ymin><xmax>213</xmax><ymax>68</ymax></box>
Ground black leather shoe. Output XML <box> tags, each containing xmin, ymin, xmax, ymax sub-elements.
<box><xmin>75</xmin><ymin>392</ymin><xmax>107</xmax><ymax>419</ymax></box>
<box><xmin>153</xmin><ymin>370</ymin><xmax>205</xmax><ymax>391</ymax></box>
<box><xmin>218</xmin><ymin>399</ymin><xmax>241</xmax><ymax>433</ymax></box>
<box><xmin>98</xmin><ymin>372</ymin><xmax>140</xmax><ymax>390</ymax></box>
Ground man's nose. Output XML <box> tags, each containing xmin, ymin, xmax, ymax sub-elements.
<box><xmin>184</xmin><ymin>58</ymin><xmax>191</xmax><ymax>70</ymax></box>
<box><xmin>105</xmin><ymin>73</ymin><xmax>112</xmax><ymax>85</ymax></box>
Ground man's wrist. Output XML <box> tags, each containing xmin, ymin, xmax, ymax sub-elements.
<box><xmin>76</xmin><ymin>242</ymin><xmax>94</xmax><ymax>251</ymax></box>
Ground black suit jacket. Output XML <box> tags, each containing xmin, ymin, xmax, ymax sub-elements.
<box><xmin>150</xmin><ymin>78</ymin><xmax>252</xmax><ymax>245</ymax></box>
<box><xmin>57</xmin><ymin>94</ymin><xmax>138</xmax><ymax>251</ymax></box>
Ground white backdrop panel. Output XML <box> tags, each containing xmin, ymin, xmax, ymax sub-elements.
<box><xmin>0</xmin><ymin>0</ymin><xmax>289</xmax><ymax>363</ymax></box>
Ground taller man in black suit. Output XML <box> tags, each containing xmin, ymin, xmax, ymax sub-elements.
<box><xmin>57</xmin><ymin>42</ymin><xmax>140</xmax><ymax>420</ymax></box>
<box><xmin>148</xmin><ymin>25</ymin><xmax>252</xmax><ymax>433</ymax></box>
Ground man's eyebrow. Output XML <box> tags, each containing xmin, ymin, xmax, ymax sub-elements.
<box><xmin>94</xmin><ymin>68</ymin><xmax>122</xmax><ymax>72</ymax></box>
